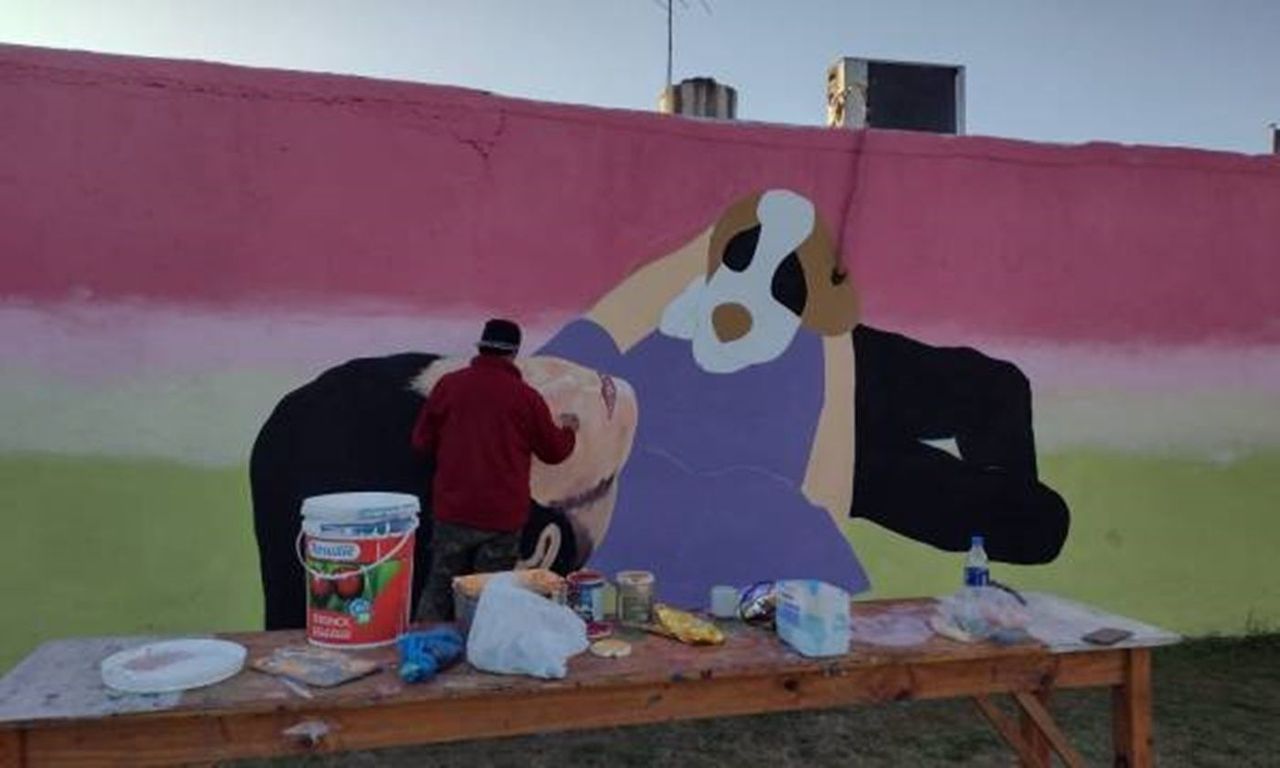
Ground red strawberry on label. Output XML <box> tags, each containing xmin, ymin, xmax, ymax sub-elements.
<box><xmin>335</xmin><ymin>570</ymin><xmax>364</xmax><ymax>600</ymax></box>
<box><xmin>310</xmin><ymin>575</ymin><xmax>333</xmax><ymax>600</ymax></box>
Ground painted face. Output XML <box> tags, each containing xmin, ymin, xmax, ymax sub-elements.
<box><xmin>659</xmin><ymin>188</ymin><xmax>858</xmax><ymax>373</ymax></box>
<box><xmin>413</xmin><ymin>356</ymin><xmax>637</xmax><ymax>570</ymax></box>
<box><xmin>522</xmin><ymin>357</ymin><xmax>637</xmax><ymax>567</ymax></box>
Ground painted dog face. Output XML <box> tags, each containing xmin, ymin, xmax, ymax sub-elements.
<box><xmin>414</xmin><ymin>357</ymin><xmax>637</xmax><ymax>570</ymax></box>
<box><xmin>660</xmin><ymin>189</ymin><xmax>858</xmax><ymax>373</ymax></box>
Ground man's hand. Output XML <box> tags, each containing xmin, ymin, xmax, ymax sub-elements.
<box><xmin>557</xmin><ymin>413</ymin><xmax>581</xmax><ymax>432</ymax></box>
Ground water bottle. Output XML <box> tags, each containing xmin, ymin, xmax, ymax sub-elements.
<box><xmin>964</xmin><ymin>535</ymin><xmax>989</xmax><ymax>587</ymax></box>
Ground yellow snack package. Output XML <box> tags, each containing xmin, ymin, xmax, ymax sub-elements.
<box><xmin>654</xmin><ymin>603</ymin><xmax>725</xmax><ymax>645</ymax></box>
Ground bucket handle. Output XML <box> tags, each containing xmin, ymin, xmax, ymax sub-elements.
<box><xmin>295</xmin><ymin>524</ymin><xmax>418</xmax><ymax>580</ymax></box>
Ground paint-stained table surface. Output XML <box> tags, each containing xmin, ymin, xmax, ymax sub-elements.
<box><xmin>0</xmin><ymin>593</ymin><xmax>1178</xmax><ymax>767</ymax></box>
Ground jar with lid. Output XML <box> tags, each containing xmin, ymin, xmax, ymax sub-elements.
<box><xmin>615</xmin><ymin>570</ymin><xmax>655</xmax><ymax>625</ymax></box>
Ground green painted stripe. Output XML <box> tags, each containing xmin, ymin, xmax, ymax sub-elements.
<box><xmin>853</xmin><ymin>449</ymin><xmax>1280</xmax><ymax>636</ymax></box>
<box><xmin>3</xmin><ymin>449</ymin><xmax>1279</xmax><ymax>673</ymax></box>
<box><xmin>0</xmin><ymin>454</ymin><xmax>262</xmax><ymax>674</ymax></box>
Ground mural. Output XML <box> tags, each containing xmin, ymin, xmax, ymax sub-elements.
<box><xmin>251</xmin><ymin>189</ymin><xmax>1068</xmax><ymax>624</ymax></box>
<box><xmin>2</xmin><ymin>44</ymin><xmax>1277</xmax><ymax>672</ymax></box>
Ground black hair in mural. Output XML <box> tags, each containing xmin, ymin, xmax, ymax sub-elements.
<box><xmin>250</xmin><ymin>326</ymin><xmax>1068</xmax><ymax>630</ymax></box>
<box><xmin>249</xmin><ymin>353</ymin><xmax>576</xmax><ymax>630</ymax></box>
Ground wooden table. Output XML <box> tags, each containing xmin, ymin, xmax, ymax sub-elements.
<box><xmin>0</xmin><ymin>593</ymin><xmax>1178</xmax><ymax>767</ymax></box>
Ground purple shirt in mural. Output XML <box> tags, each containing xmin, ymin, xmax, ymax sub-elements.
<box><xmin>539</xmin><ymin>318</ymin><xmax>869</xmax><ymax>607</ymax></box>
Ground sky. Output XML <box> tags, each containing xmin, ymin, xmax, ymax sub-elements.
<box><xmin>2</xmin><ymin>0</ymin><xmax>1278</xmax><ymax>154</ymax></box>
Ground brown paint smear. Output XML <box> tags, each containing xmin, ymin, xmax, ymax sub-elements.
<box><xmin>797</xmin><ymin>221</ymin><xmax>859</xmax><ymax>336</ymax></box>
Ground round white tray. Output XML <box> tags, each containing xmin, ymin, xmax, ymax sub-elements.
<box><xmin>100</xmin><ymin>639</ymin><xmax>247</xmax><ymax>694</ymax></box>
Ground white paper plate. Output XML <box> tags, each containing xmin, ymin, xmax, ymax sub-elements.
<box><xmin>100</xmin><ymin>639</ymin><xmax>247</xmax><ymax>694</ymax></box>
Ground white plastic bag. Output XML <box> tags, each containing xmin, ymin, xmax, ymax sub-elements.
<box><xmin>934</xmin><ymin>586</ymin><xmax>1031</xmax><ymax>642</ymax></box>
<box><xmin>465</xmin><ymin>573</ymin><xmax>588</xmax><ymax>679</ymax></box>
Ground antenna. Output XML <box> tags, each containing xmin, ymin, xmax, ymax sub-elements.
<box><xmin>667</xmin><ymin>0</ymin><xmax>673</xmax><ymax>89</ymax></box>
<box><xmin>649</xmin><ymin>0</ymin><xmax>712</xmax><ymax>92</ymax></box>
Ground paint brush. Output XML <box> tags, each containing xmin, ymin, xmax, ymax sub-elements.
<box><xmin>278</xmin><ymin>676</ymin><xmax>314</xmax><ymax>699</ymax></box>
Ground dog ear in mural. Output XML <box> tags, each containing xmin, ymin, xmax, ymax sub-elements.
<box><xmin>250</xmin><ymin>186</ymin><xmax>1068</xmax><ymax>627</ymax></box>
<box><xmin>250</xmin><ymin>355</ymin><xmax>636</xmax><ymax>630</ymax></box>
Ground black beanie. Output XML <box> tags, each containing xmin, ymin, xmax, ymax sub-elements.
<box><xmin>478</xmin><ymin>318</ymin><xmax>521</xmax><ymax>354</ymax></box>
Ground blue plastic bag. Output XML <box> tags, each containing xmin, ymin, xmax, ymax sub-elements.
<box><xmin>397</xmin><ymin>627</ymin><xmax>465</xmax><ymax>683</ymax></box>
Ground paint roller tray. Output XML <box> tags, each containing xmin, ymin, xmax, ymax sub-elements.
<box><xmin>251</xmin><ymin>645</ymin><xmax>381</xmax><ymax>687</ymax></box>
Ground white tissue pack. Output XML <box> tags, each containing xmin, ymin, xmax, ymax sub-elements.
<box><xmin>775</xmin><ymin>579</ymin><xmax>852</xmax><ymax>657</ymax></box>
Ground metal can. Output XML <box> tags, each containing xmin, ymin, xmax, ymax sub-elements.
<box><xmin>567</xmin><ymin>570</ymin><xmax>606</xmax><ymax>623</ymax></box>
<box><xmin>738</xmin><ymin>580</ymin><xmax>777</xmax><ymax>627</ymax></box>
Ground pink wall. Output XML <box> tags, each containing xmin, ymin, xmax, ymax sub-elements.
<box><xmin>3</xmin><ymin>44</ymin><xmax>1280</xmax><ymax>649</ymax></box>
<box><xmin>3</xmin><ymin>43</ymin><xmax>1278</xmax><ymax>346</ymax></box>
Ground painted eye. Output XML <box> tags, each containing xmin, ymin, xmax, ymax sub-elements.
<box><xmin>771</xmin><ymin>252</ymin><xmax>807</xmax><ymax>316</ymax></box>
<box><xmin>722</xmin><ymin>225</ymin><xmax>761</xmax><ymax>272</ymax></box>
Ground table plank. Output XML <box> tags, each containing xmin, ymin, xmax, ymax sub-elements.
<box><xmin>16</xmin><ymin>650</ymin><xmax>1130</xmax><ymax>766</ymax></box>
<box><xmin>4</xmin><ymin>600</ymin><xmax>1049</xmax><ymax>726</ymax></box>
<box><xmin>0</xmin><ymin>728</ymin><xmax>21</xmax><ymax>768</ymax></box>
<box><xmin>0</xmin><ymin>594</ymin><xmax>1175</xmax><ymax>766</ymax></box>
<box><xmin>0</xmin><ymin>636</ymin><xmax>183</xmax><ymax>723</ymax></box>
<box><xmin>1</xmin><ymin>598</ymin><xmax>1164</xmax><ymax>727</ymax></box>
<box><xmin>1022</xmin><ymin>593</ymin><xmax>1180</xmax><ymax>652</ymax></box>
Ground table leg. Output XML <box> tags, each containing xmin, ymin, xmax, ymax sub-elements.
<box><xmin>1112</xmin><ymin>647</ymin><xmax>1153</xmax><ymax>768</ymax></box>
<box><xmin>1019</xmin><ymin>689</ymin><xmax>1051</xmax><ymax>767</ymax></box>
<box><xmin>974</xmin><ymin>696</ymin><xmax>1046</xmax><ymax>767</ymax></box>
<box><xmin>0</xmin><ymin>728</ymin><xmax>23</xmax><ymax>768</ymax></box>
<box><xmin>1014</xmin><ymin>692</ymin><xmax>1086</xmax><ymax>768</ymax></box>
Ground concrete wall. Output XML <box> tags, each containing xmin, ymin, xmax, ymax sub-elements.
<box><xmin>2</xmin><ymin>44</ymin><xmax>1278</xmax><ymax>671</ymax></box>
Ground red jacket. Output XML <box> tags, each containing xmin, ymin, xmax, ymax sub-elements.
<box><xmin>411</xmin><ymin>356</ymin><xmax>576</xmax><ymax>533</ymax></box>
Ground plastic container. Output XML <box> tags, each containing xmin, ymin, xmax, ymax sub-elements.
<box><xmin>453</xmin><ymin>590</ymin><xmax>481</xmax><ymax>636</ymax></box>
<box><xmin>297</xmin><ymin>492</ymin><xmax>419</xmax><ymax>648</ymax></box>
<box><xmin>616</xmin><ymin>570</ymin><xmax>655</xmax><ymax>625</ymax></box>
<box><xmin>710</xmin><ymin>585</ymin><xmax>739</xmax><ymax>619</ymax></box>
<box><xmin>452</xmin><ymin>570</ymin><xmax>566</xmax><ymax>637</ymax></box>
<box><xmin>775</xmin><ymin>579</ymin><xmax>851</xmax><ymax>657</ymax></box>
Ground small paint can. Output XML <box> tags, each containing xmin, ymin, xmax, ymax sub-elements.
<box><xmin>567</xmin><ymin>569</ymin><xmax>606</xmax><ymax>623</ymax></box>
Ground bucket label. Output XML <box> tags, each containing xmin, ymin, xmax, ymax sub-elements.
<box><xmin>306</xmin><ymin>540</ymin><xmax>361</xmax><ymax>561</ymax></box>
<box><xmin>305</xmin><ymin>532</ymin><xmax>414</xmax><ymax>648</ymax></box>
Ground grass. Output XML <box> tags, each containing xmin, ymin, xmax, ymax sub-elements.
<box><xmin>237</xmin><ymin>634</ymin><xmax>1280</xmax><ymax>767</ymax></box>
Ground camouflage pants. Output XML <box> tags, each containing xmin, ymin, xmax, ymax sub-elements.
<box><xmin>416</xmin><ymin>520</ymin><xmax>520</xmax><ymax>622</ymax></box>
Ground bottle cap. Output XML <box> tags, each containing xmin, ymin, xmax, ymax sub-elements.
<box><xmin>971</xmin><ymin>535</ymin><xmax>984</xmax><ymax>547</ymax></box>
